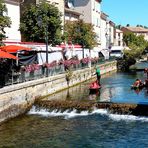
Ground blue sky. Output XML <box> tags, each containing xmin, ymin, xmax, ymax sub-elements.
<box><xmin>101</xmin><ymin>0</ymin><xmax>148</xmax><ymax>27</ymax></box>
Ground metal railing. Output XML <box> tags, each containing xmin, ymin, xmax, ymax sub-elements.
<box><xmin>2</xmin><ymin>58</ymin><xmax>115</xmax><ymax>87</ymax></box>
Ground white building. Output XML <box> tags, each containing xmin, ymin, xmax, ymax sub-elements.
<box><xmin>114</xmin><ymin>29</ymin><xmax>123</xmax><ymax>46</ymax></box>
<box><xmin>100</xmin><ymin>12</ymin><xmax>115</xmax><ymax>59</ymax></box>
<box><xmin>4</xmin><ymin>0</ymin><xmax>21</xmax><ymax>42</ymax></box>
<box><xmin>108</xmin><ymin>21</ymin><xmax>115</xmax><ymax>47</ymax></box>
<box><xmin>73</xmin><ymin>0</ymin><xmax>102</xmax><ymax>49</ymax></box>
<box><xmin>100</xmin><ymin>12</ymin><xmax>108</xmax><ymax>50</ymax></box>
<box><xmin>64</xmin><ymin>8</ymin><xmax>81</xmax><ymax>22</ymax></box>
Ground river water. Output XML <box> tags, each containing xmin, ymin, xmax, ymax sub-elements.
<box><xmin>0</xmin><ymin>62</ymin><xmax>148</xmax><ymax>148</ymax></box>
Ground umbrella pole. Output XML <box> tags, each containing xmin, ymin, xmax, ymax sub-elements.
<box><xmin>12</xmin><ymin>60</ymin><xmax>14</xmax><ymax>85</ymax></box>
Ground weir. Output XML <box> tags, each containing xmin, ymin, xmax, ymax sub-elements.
<box><xmin>34</xmin><ymin>99</ymin><xmax>148</xmax><ymax>116</ymax></box>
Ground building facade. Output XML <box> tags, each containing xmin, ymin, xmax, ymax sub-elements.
<box><xmin>108</xmin><ymin>21</ymin><xmax>115</xmax><ymax>47</ymax></box>
<box><xmin>73</xmin><ymin>0</ymin><xmax>102</xmax><ymax>48</ymax></box>
<box><xmin>100</xmin><ymin>12</ymin><xmax>108</xmax><ymax>50</ymax></box>
<box><xmin>4</xmin><ymin>0</ymin><xmax>21</xmax><ymax>42</ymax></box>
<box><xmin>114</xmin><ymin>29</ymin><xmax>123</xmax><ymax>46</ymax></box>
<box><xmin>121</xmin><ymin>26</ymin><xmax>148</xmax><ymax>41</ymax></box>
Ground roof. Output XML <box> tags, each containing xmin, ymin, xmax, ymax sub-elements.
<box><xmin>116</xmin><ymin>29</ymin><xmax>123</xmax><ymax>33</ymax></box>
<box><xmin>123</xmin><ymin>27</ymin><xmax>148</xmax><ymax>33</ymax></box>
<box><xmin>109</xmin><ymin>21</ymin><xmax>115</xmax><ymax>27</ymax></box>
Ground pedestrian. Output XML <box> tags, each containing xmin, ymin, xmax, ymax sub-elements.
<box><xmin>96</xmin><ymin>67</ymin><xmax>101</xmax><ymax>85</ymax></box>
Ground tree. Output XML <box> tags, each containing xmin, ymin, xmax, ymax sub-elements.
<box><xmin>0</xmin><ymin>0</ymin><xmax>11</xmax><ymax>45</ymax></box>
<box><xmin>119</xmin><ymin>32</ymin><xmax>148</xmax><ymax>71</ymax></box>
<box><xmin>64</xmin><ymin>20</ymin><xmax>97</xmax><ymax>49</ymax></box>
<box><xmin>20</xmin><ymin>2</ymin><xmax>62</xmax><ymax>45</ymax></box>
<box><xmin>126</xmin><ymin>24</ymin><xmax>130</xmax><ymax>27</ymax></box>
<box><xmin>116</xmin><ymin>24</ymin><xmax>122</xmax><ymax>29</ymax></box>
<box><xmin>63</xmin><ymin>20</ymin><xmax>97</xmax><ymax>58</ymax></box>
<box><xmin>123</xmin><ymin>32</ymin><xmax>137</xmax><ymax>46</ymax></box>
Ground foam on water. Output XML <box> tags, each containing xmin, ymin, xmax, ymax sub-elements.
<box><xmin>28</xmin><ymin>106</ymin><xmax>108</xmax><ymax>119</ymax></box>
<box><xmin>109</xmin><ymin>114</ymin><xmax>148</xmax><ymax>122</ymax></box>
<box><xmin>28</xmin><ymin>106</ymin><xmax>148</xmax><ymax>122</ymax></box>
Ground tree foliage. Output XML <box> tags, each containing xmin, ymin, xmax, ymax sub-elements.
<box><xmin>0</xmin><ymin>0</ymin><xmax>11</xmax><ymax>44</ymax></box>
<box><xmin>20</xmin><ymin>2</ymin><xmax>62</xmax><ymax>45</ymax></box>
<box><xmin>119</xmin><ymin>32</ymin><xmax>148</xmax><ymax>71</ymax></box>
<box><xmin>63</xmin><ymin>20</ymin><xmax>97</xmax><ymax>49</ymax></box>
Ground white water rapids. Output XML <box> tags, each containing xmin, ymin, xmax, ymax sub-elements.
<box><xmin>28</xmin><ymin>106</ymin><xmax>148</xmax><ymax>122</ymax></box>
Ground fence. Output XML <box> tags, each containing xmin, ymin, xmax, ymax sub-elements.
<box><xmin>3</xmin><ymin>58</ymin><xmax>115</xmax><ymax>87</ymax></box>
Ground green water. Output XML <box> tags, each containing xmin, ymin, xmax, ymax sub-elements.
<box><xmin>0</xmin><ymin>69</ymin><xmax>148</xmax><ymax>147</ymax></box>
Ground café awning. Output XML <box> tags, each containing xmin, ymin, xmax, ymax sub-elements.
<box><xmin>0</xmin><ymin>50</ymin><xmax>18</xmax><ymax>60</ymax></box>
<box><xmin>0</xmin><ymin>45</ymin><xmax>31</xmax><ymax>53</ymax></box>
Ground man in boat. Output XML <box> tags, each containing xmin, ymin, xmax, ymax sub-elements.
<box><xmin>133</xmin><ymin>79</ymin><xmax>143</xmax><ymax>88</ymax></box>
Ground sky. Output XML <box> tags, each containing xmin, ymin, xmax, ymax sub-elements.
<box><xmin>101</xmin><ymin>0</ymin><xmax>148</xmax><ymax>27</ymax></box>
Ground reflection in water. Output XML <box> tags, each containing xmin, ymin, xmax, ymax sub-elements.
<box><xmin>89</xmin><ymin>89</ymin><xmax>100</xmax><ymax>101</ymax></box>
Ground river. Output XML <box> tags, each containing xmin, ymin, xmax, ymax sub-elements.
<box><xmin>0</xmin><ymin>62</ymin><xmax>148</xmax><ymax>147</ymax></box>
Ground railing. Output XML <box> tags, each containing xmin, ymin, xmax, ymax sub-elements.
<box><xmin>2</xmin><ymin>57</ymin><xmax>116</xmax><ymax>87</ymax></box>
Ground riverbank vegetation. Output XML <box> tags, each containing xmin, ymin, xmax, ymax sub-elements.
<box><xmin>118</xmin><ymin>32</ymin><xmax>148</xmax><ymax>71</ymax></box>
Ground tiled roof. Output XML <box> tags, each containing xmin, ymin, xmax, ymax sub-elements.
<box><xmin>125</xmin><ymin>27</ymin><xmax>148</xmax><ymax>33</ymax></box>
<box><xmin>116</xmin><ymin>29</ymin><xmax>123</xmax><ymax>33</ymax></box>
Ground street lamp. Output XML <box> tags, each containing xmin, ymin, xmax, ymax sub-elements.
<box><xmin>37</xmin><ymin>15</ymin><xmax>49</xmax><ymax>76</ymax></box>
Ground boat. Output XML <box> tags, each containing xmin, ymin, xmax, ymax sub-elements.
<box><xmin>131</xmin><ymin>79</ymin><xmax>144</xmax><ymax>89</ymax></box>
<box><xmin>131</xmin><ymin>85</ymin><xmax>144</xmax><ymax>89</ymax></box>
<box><xmin>89</xmin><ymin>81</ymin><xmax>101</xmax><ymax>94</ymax></box>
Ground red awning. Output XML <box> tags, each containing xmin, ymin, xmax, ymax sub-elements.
<box><xmin>0</xmin><ymin>45</ymin><xmax>31</xmax><ymax>53</ymax></box>
<box><xmin>0</xmin><ymin>50</ymin><xmax>18</xmax><ymax>60</ymax></box>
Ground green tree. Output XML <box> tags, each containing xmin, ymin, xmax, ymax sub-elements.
<box><xmin>63</xmin><ymin>20</ymin><xmax>97</xmax><ymax>58</ymax></box>
<box><xmin>20</xmin><ymin>2</ymin><xmax>62</xmax><ymax>45</ymax></box>
<box><xmin>126</xmin><ymin>24</ymin><xmax>130</xmax><ymax>27</ymax></box>
<box><xmin>64</xmin><ymin>20</ymin><xmax>97</xmax><ymax>49</ymax></box>
<box><xmin>119</xmin><ymin>32</ymin><xmax>148</xmax><ymax>71</ymax></box>
<box><xmin>116</xmin><ymin>24</ymin><xmax>122</xmax><ymax>29</ymax></box>
<box><xmin>123</xmin><ymin>32</ymin><xmax>137</xmax><ymax>46</ymax></box>
<box><xmin>0</xmin><ymin>0</ymin><xmax>11</xmax><ymax>45</ymax></box>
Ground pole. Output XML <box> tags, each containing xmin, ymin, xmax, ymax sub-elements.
<box><xmin>89</xmin><ymin>48</ymin><xmax>91</xmax><ymax>69</ymax></box>
<box><xmin>45</xmin><ymin>25</ymin><xmax>48</xmax><ymax>77</ymax></box>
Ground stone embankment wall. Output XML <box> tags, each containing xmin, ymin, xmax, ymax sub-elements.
<box><xmin>0</xmin><ymin>61</ymin><xmax>117</xmax><ymax>123</ymax></box>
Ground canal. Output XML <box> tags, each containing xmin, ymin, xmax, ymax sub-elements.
<box><xmin>0</xmin><ymin>64</ymin><xmax>148</xmax><ymax>147</ymax></box>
